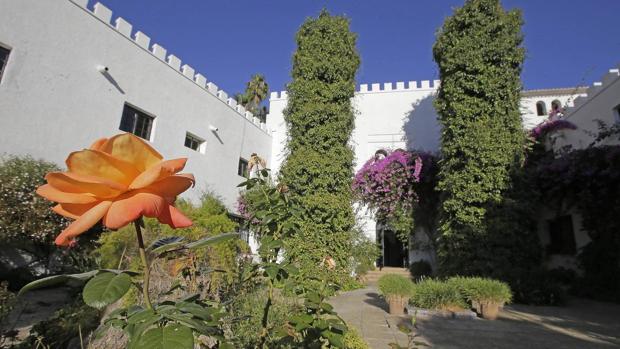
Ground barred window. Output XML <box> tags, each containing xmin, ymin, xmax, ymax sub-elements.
<box><xmin>119</xmin><ymin>104</ymin><xmax>154</xmax><ymax>141</ymax></box>
<box><xmin>184</xmin><ymin>132</ymin><xmax>205</xmax><ymax>153</ymax></box>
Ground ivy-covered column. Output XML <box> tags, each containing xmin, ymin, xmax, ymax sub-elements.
<box><xmin>279</xmin><ymin>10</ymin><xmax>360</xmax><ymax>282</ymax></box>
<box><xmin>433</xmin><ymin>0</ymin><xmax>527</xmax><ymax>275</ymax></box>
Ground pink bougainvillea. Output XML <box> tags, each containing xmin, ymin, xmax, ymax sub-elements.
<box><xmin>530</xmin><ymin>119</ymin><xmax>577</xmax><ymax>139</ymax></box>
<box><xmin>352</xmin><ymin>149</ymin><xmax>422</xmax><ymax>220</ymax></box>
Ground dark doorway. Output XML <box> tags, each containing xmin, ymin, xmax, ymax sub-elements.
<box><xmin>380</xmin><ymin>229</ymin><xmax>407</xmax><ymax>267</ymax></box>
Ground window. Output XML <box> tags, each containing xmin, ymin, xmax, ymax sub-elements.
<box><xmin>238</xmin><ymin>158</ymin><xmax>249</xmax><ymax>178</ymax></box>
<box><xmin>184</xmin><ymin>132</ymin><xmax>205</xmax><ymax>153</ymax></box>
<box><xmin>536</xmin><ymin>101</ymin><xmax>547</xmax><ymax>116</ymax></box>
<box><xmin>119</xmin><ymin>104</ymin><xmax>154</xmax><ymax>140</ymax></box>
<box><xmin>547</xmin><ymin>215</ymin><xmax>576</xmax><ymax>255</ymax></box>
<box><xmin>614</xmin><ymin>104</ymin><xmax>620</xmax><ymax>124</ymax></box>
<box><xmin>0</xmin><ymin>45</ymin><xmax>10</xmax><ymax>82</ymax></box>
<box><xmin>551</xmin><ymin>100</ymin><xmax>562</xmax><ymax>112</ymax></box>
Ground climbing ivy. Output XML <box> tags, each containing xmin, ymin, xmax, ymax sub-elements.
<box><xmin>433</xmin><ymin>0</ymin><xmax>527</xmax><ymax>274</ymax></box>
<box><xmin>278</xmin><ymin>10</ymin><xmax>360</xmax><ymax>283</ymax></box>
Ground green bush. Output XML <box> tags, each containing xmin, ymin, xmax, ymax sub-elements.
<box><xmin>344</xmin><ymin>327</ymin><xmax>370</xmax><ymax>349</ymax></box>
<box><xmin>378</xmin><ymin>274</ymin><xmax>414</xmax><ymax>298</ymax></box>
<box><xmin>350</xmin><ymin>228</ymin><xmax>380</xmax><ymax>277</ymax></box>
<box><xmin>409</xmin><ymin>260</ymin><xmax>432</xmax><ymax>281</ymax></box>
<box><xmin>448</xmin><ymin>277</ymin><xmax>512</xmax><ymax>304</ymax></box>
<box><xmin>279</xmin><ymin>10</ymin><xmax>360</xmax><ymax>285</ymax></box>
<box><xmin>410</xmin><ymin>279</ymin><xmax>466</xmax><ymax>311</ymax></box>
<box><xmin>225</xmin><ymin>286</ymin><xmax>302</xmax><ymax>348</ymax></box>
<box><xmin>510</xmin><ymin>269</ymin><xmax>567</xmax><ymax>305</ymax></box>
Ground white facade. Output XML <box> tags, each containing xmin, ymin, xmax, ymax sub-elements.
<box><xmin>0</xmin><ymin>0</ymin><xmax>272</xmax><ymax>209</ymax></box>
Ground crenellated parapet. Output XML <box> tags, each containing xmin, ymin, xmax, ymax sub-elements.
<box><xmin>69</xmin><ymin>0</ymin><xmax>268</xmax><ymax>133</ymax></box>
<box><xmin>269</xmin><ymin>80</ymin><xmax>440</xmax><ymax>100</ymax></box>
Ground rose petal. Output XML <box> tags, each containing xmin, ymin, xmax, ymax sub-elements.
<box><xmin>55</xmin><ymin>201</ymin><xmax>112</xmax><ymax>246</ymax></box>
<box><xmin>129</xmin><ymin>158</ymin><xmax>187</xmax><ymax>190</ymax></box>
<box><xmin>66</xmin><ymin>149</ymin><xmax>141</xmax><ymax>186</ymax></box>
<box><xmin>89</xmin><ymin>138</ymin><xmax>108</xmax><ymax>151</ymax></box>
<box><xmin>100</xmin><ymin>133</ymin><xmax>163</xmax><ymax>172</ymax></box>
<box><xmin>46</xmin><ymin>172</ymin><xmax>124</xmax><ymax>198</ymax></box>
<box><xmin>150</xmin><ymin>174</ymin><xmax>195</xmax><ymax>201</ymax></box>
<box><xmin>37</xmin><ymin>184</ymin><xmax>98</xmax><ymax>204</ymax></box>
<box><xmin>104</xmin><ymin>192</ymin><xmax>167</xmax><ymax>230</ymax></box>
<box><xmin>157</xmin><ymin>205</ymin><xmax>193</xmax><ymax>228</ymax></box>
<box><xmin>53</xmin><ymin>202</ymin><xmax>100</xmax><ymax>219</ymax></box>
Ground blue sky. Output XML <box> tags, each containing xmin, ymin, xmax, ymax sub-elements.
<box><xmin>98</xmin><ymin>0</ymin><xmax>619</xmax><ymax>96</ymax></box>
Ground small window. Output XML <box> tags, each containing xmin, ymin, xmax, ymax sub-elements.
<box><xmin>547</xmin><ymin>215</ymin><xmax>576</xmax><ymax>255</ymax></box>
<box><xmin>536</xmin><ymin>101</ymin><xmax>547</xmax><ymax>116</ymax></box>
<box><xmin>238</xmin><ymin>158</ymin><xmax>249</xmax><ymax>178</ymax></box>
<box><xmin>184</xmin><ymin>132</ymin><xmax>205</xmax><ymax>153</ymax></box>
<box><xmin>0</xmin><ymin>45</ymin><xmax>10</xmax><ymax>82</ymax></box>
<box><xmin>119</xmin><ymin>104</ymin><xmax>154</xmax><ymax>140</ymax></box>
<box><xmin>551</xmin><ymin>100</ymin><xmax>562</xmax><ymax>112</ymax></box>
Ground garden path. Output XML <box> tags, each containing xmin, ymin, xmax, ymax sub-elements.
<box><xmin>331</xmin><ymin>286</ymin><xmax>620</xmax><ymax>349</ymax></box>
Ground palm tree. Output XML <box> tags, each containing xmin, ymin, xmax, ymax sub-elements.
<box><xmin>244</xmin><ymin>74</ymin><xmax>269</xmax><ymax>122</ymax></box>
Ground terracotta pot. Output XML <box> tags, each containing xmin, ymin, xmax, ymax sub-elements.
<box><xmin>480</xmin><ymin>302</ymin><xmax>500</xmax><ymax>320</ymax></box>
<box><xmin>387</xmin><ymin>296</ymin><xmax>408</xmax><ymax>315</ymax></box>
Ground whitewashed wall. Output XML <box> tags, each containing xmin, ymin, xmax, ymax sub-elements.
<box><xmin>553</xmin><ymin>67</ymin><xmax>620</xmax><ymax>150</ymax></box>
<box><xmin>0</xmin><ymin>0</ymin><xmax>272</xmax><ymax>209</ymax></box>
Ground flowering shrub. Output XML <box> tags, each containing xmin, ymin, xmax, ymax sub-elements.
<box><xmin>530</xmin><ymin>119</ymin><xmax>577</xmax><ymax>139</ymax></box>
<box><xmin>353</xmin><ymin>149</ymin><xmax>422</xmax><ymax>218</ymax></box>
<box><xmin>352</xmin><ymin>149</ymin><xmax>423</xmax><ymax>240</ymax></box>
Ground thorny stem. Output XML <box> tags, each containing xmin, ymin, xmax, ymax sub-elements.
<box><xmin>134</xmin><ymin>218</ymin><xmax>153</xmax><ymax>310</ymax></box>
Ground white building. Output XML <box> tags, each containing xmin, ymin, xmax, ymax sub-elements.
<box><xmin>268</xmin><ymin>81</ymin><xmax>590</xmax><ymax>267</ymax></box>
<box><xmin>0</xmin><ymin>0</ymin><xmax>272</xmax><ymax>210</ymax></box>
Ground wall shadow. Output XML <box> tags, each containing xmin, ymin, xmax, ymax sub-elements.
<box><xmin>402</xmin><ymin>94</ymin><xmax>441</xmax><ymax>153</ymax></box>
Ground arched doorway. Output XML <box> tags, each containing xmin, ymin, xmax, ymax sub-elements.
<box><xmin>377</xmin><ymin>224</ymin><xmax>408</xmax><ymax>268</ymax></box>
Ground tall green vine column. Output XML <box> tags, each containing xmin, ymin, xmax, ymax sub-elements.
<box><xmin>279</xmin><ymin>10</ymin><xmax>360</xmax><ymax>282</ymax></box>
<box><xmin>433</xmin><ymin>0</ymin><xmax>526</xmax><ymax>275</ymax></box>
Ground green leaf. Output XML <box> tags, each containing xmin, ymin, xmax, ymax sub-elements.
<box><xmin>323</xmin><ymin>331</ymin><xmax>345</xmax><ymax>348</ymax></box>
<box><xmin>131</xmin><ymin>323</ymin><xmax>193</xmax><ymax>349</ymax></box>
<box><xmin>176</xmin><ymin>302</ymin><xmax>217</xmax><ymax>321</ymax></box>
<box><xmin>83</xmin><ymin>272</ymin><xmax>132</xmax><ymax>309</ymax></box>
<box><xmin>149</xmin><ymin>236</ymin><xmax>185</xmax><ymax>254</ymax></box>
<box><xmin>184</xmin><ymin>232</ymin><xmax>239</xmax><ymax>250</ymax></box>
<box><xmin>18</xmin><ymin>270</ymin><xmax>98</xmax><ymax>296</ymax></box>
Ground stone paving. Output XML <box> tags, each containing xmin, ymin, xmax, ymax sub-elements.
<box><xmin>331</xmin><ymin>286</ymin><xmax>620</xmax><ymax>349</ymax></box>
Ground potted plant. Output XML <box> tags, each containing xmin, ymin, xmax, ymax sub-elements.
<box><xmin>378</xmin><ymin>274</ymin><xmax>414</xmax><ymax>315</ymax></box>
<box><xmin>450</xmin><ymin>277</ymin><xmax>512</xmax><ymax>320</ymax></box>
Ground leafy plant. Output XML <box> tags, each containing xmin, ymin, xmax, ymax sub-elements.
<box><xmin>278</xmin><ymin>10</ymin><xmax>360</xmax><ymax>285</ymax></box>
<box><xmin>410</xmin><ymin>279</ymin><xmax>466</xmax><ymax>311</ymax></box>
<box><xmin>433</xmin><ymin>0</ymin><xmax>527</xmax><ymax>275</ymax></box>
<box><xmin>378</xmin><ymin>274</ymin><xmax>414</xmax><ymax>298</ymax></box>
<box><xmin>448</xmin><ymin>277</ymin><xmax>512</xmax><ymax>305</ymax></box>
<box><xmin>237</xmin><ymin>170</ymin><xmax>350</xmax><ymax>348</ymax></box>
<box><xmin>343</xmin><ymin>328</ymin><xmax>370</xmax><ymax>349</ymax></box>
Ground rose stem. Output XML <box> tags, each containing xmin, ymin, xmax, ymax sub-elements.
<box><xmin>134</xmin><ymin>218</ymin><xmax>153</xmax><ymax>310</ymax></box>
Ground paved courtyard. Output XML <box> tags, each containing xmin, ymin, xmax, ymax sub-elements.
<box><xmin>331</xmin><ymin>287</ymin><xmax>620</xmax><ymax>349</ymax></box>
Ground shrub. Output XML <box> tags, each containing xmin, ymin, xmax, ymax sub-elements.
<box><xmin>378</xmin><ymin>274</ymin><xmax>414</xmax><ymax>298</ymax></box>
<box><xmin>448</xmin><ymin>277</ymin><xmax>512</xmax><ymax>305</ymax></box>
<box><xmin>410</xmin><ymin>279</ymin><xmax>466</xmax><ymax>311</ymax></box>
<box><xmin>350</xmin><ymin>228</ymin><xmax>380</xmax><ymax>277</ymax></box>
<box><xmin>434</xmin><ymin>0</ymin><xmax>527</xmax><ymax>275</ymax></box>
<box><xmin>278</xmin><ymin>10</ymin><xmax>360</xmax><ymax>284</ymax></box>
<box><xmin>0</xmin><ymin>155</ymin><xmax>66</xmax><ymax>246</ymax></box>
<box><xmin>510</xmin><ymin>269</ymin><xmax>567</xmax><ymax>305</ymax></box>
<box><xmin>344</xmin><ymin>328</ymin><xmax>370</xmax><ymax>349</ymax></box>
<box><xmin>409</xmin><ymin>260</ymin><xmax>432</xmax><ymax>281</ymax></box>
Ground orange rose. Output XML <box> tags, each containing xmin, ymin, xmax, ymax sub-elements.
<box><xmin>36</xmin><ymin>133</ymin><xmax>195</xmax><ymax>246</ymax></box>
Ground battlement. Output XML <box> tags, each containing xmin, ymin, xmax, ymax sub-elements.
<box><xmin>565</xmin><ymin>65</ymin><xmax>620</xmax><ymax>117</ymax></box>
<box><xmin>69</xmin><ymin>0</ymin><xmax>268</xmax><ymax>133</ymax></box>
<box><xmin>269</xmin><ymin>80</ymin><xmax>440</xmax><ymax>100</ymax></box>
